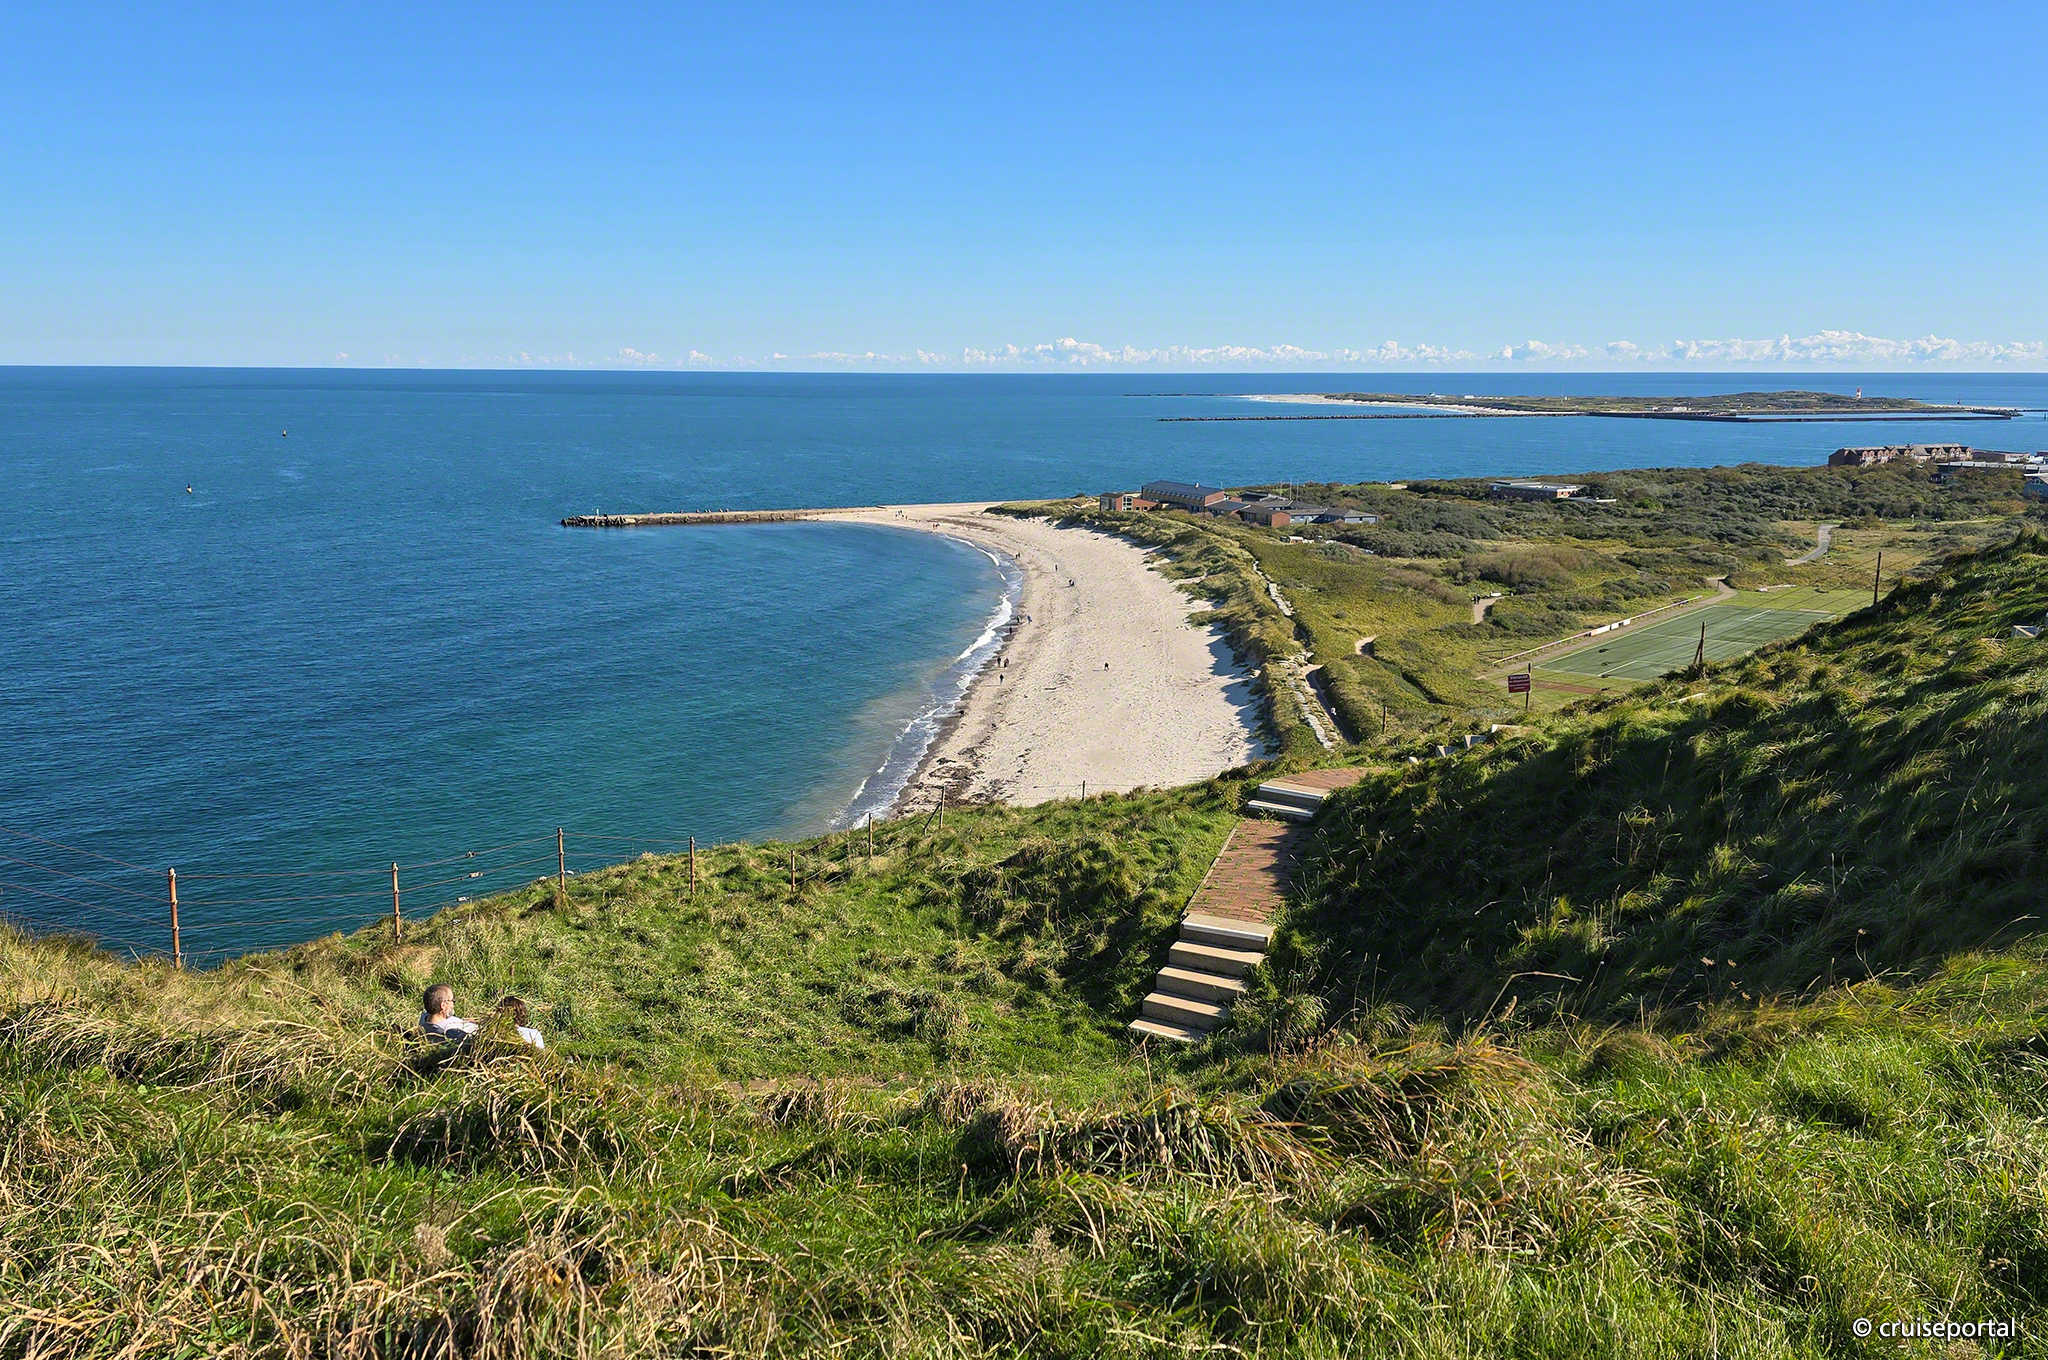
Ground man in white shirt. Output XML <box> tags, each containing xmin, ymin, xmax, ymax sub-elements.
<box><xmin>419</xmin><ymin>983</ymin><xmax>479</xmax><ymax>1043</ymax></box>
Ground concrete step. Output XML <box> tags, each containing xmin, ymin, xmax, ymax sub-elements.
<box><xmin>1154</xmin><ymin>965</ymin><xmax>1246</xmax><ymax>1004</ymax></box>
<box><xmin>1245</xmin><ymin>798</ymin><xmax>1315</xmax><ymax>822</ymax></box>
<box><xmin>1181</xmin><ymin>913</ymin><xmax>1272</xmax><ymax>951</ymax></box>
<box><xmin>1142</xmin><ymin>991</ymin><xmax>1229</xmax><ymax>1029</ymax></box>
<box><xmin>1128</xmin><ymin>1016</ymin><xmax>1206</xmax><ymax>1044</ymax></box>
<box><xmin>1253</xmin><ymin>782</ymin><xmax>1326</xmax><ymax>810</ymax></box>
<box><xmin>1169</xmin><ymin>939</ymin><xmax>1263</xmax><ymax>977</ymax></box>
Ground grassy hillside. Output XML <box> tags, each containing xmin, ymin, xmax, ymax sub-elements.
<box><xmin>10</xmin><ymin>926</ymin><xmax>2048</xmax><ymax>1354</ymax></box>
<box><xmin>8</xmin><ymin>784</ymin><xmax>1249</xmax><ymax>1083</ymax></box>
<box><xmin>10</xmin><ymin>539</ymin><xmax>2048</xmax><ymax>1355</ymax></box>
<box><xmin>1282</xmin><ymin>533</ymin><xmax>2048</xmax><ymax>1028</ymax></box>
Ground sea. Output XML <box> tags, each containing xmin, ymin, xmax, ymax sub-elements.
<box><xmin>4</xmin><ymin>368</ymin><xmax>2045</xmax><ymax>960</ymax></box>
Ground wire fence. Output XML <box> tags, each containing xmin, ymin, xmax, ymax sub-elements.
<box><xmin>0</xmin><ymin>782</ymin><xmax>1129</xmax><ymax>967</ymax></box>
<box><xmin>0</xmin><ymin>824</ymin><xmax>713</xmax><ymax>967</ymax></box>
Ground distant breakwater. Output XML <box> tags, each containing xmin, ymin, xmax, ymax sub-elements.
<box><xmin>1160</xmin><ymin>412</ymin><xmax>1483</xmax><ymax>422</ymax></box>
<box><xmin>562</xmin><ymin>508</ymin><xmax>851</xmax><ymax>528</ymax></box>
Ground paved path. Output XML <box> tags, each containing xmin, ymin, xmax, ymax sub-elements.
<box><xmin>1184</xmin><ymin>819</ymin><xmax>1305</xmax><ymax>925</ymax></box>
<box><xmin>1472</xmin><ymin>594</ymin><xmax>1503</xmax><ymax>624</ymax></box>
<box><xmin>1786</xmin><ymin>524</ymin><xmax>1835</xmax><ymax>566</ymax></box>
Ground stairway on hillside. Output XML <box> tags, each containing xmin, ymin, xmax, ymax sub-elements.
<box><xmin>1129</xmin><ymin>770</ymin><xmax>1367</xmax><ymax>1043</ymax></box>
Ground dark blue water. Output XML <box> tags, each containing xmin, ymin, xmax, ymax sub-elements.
<box><xmin>5</xmin><ymin>368</ymin><xmax>2044</xmax><ymax>959</ymax></box>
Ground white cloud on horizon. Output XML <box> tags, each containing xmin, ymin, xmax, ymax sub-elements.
<box><xmin>772</xmin><ymin>332</ymin><xmax>2048</xmax><ymax>370</ymax></box>
<box><xmin>430</xmin><ymin>331</ymin><xmax>2048</xmax><ymax>371</ymax></box>
<box><xmin>1658</xmin><ymin>331</ymin><xmax>2048</xmax><ymax>366</ymax></box>
<box><xmin>1495</xmin><ymin>340</ymin><xmax>1592</xmax><ymax>363</ymax></box>
<box><xmin>927</xmin><ymin>332</ymin><xmax>2048</xmax><ymax>369</ymax></box>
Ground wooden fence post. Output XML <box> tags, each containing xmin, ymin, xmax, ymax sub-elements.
<box><xmin>789</xmin><ymin>849</ymin><xmax>796</xmax><ymax>889</ymax></box>
<box><xmin>168</xmin><ymin>868</ymin><xmax>182</xmax><ymax>970</ymax></box>
<box><xmin>391</xmin><ymin>863</ymin><xmax>402</xmax><ymax>942</ymax></box>
<box><xmin>867</xmin><ymin>814</ymin><xmax>874</xmax><ymax>868</ymax></box>
<box><xmin>557</xmin><ymin>828</ymin><xmax>567</xmax><ymax>905</ymax></box>
<box><xmin>689</xmin><ymin>837</ymin><xmax>697</xmax><ymax>898</ymax></box>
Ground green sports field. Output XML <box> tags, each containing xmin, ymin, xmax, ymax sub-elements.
<box><xmin>1540</xmin><ymin>600</ymin><xmax>1839</xmax><ymax>681</ymax></box>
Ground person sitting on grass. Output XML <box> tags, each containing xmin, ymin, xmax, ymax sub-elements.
<box><xmin>419</xmin><ymin>983</ymin><xmax>478</xmax><ymax>1043</ymax></box>
<box><xmin>494</xmin><ymin>995</ymin><xmax>546</xmax><ymax>1049</ymax></box>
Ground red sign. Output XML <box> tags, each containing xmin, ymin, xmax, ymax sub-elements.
<box><xmin>1507</xmin><ymin>673</ymin><xmax>1532</xmax><ymax>693</ymax></box>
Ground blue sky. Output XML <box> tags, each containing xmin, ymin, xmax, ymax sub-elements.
<box><xmin>4</xmin><ymin>2</ymin><xmax>2045</xmax><ymax>370</ymax></box>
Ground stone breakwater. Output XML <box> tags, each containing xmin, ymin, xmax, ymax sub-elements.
<box><xmin>561</xmin><ymin>508</ymin><xmax>860</xmax><ymax>528</ymax></box>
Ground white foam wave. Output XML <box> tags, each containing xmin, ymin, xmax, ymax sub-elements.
<box><xmin>833</xmin><ymin>537</ymin><xmax>1023</xmax><ymax>828</ymax></box>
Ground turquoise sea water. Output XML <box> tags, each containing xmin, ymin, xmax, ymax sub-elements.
<box><xmin>4</xmin><ymin>369</ymin><xmax>2045</xmax><ymax>959</ymax></box>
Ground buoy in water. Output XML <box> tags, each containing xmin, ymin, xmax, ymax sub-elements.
<box><xmin>281</xmin><ymin>429</ymin><xmax>288</xmax><ymax>437</ymax></box>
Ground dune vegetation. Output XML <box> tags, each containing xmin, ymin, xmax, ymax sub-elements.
<box><xmin>8</xmin><ymin>537</ymin><xmax>2048</xmax><ymax>1355</ymax></box>
<box><xmin>1061</xmin><ymin>459</ymin><xmax>2033</xmax><ymax>740</ymax></box>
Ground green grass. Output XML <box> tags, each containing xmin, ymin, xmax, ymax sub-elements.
<box><xmin>1288</xmin><ymin>532</ymin><xmax>2048</xmax><ymax>1025</ymax></box>
<box><xmin>12</xmin><ymin>530</ymin><xmax>2048</xmax><ymax>1354</ymax></box>
<box><xmin>7</xmin><ymin>783</ymin><xmax>1251</xmax><ymax>1085</ymax></box>
<box><xmin>1048</xmin><ymin>462</ymin><xmax>2035</xmax><ymax>738</ymax></box>
<box><xmin>1734</xmin><ymin>585</ymin><xmax>1869</xmax><ymax>612</ymax></box>
<box><xmin>8</xmin><ymin>933</ymin><xmax>2048</xmax><ymax>1353</ymax></box>
<box><xmin>1053</xmin><ymin>500</ymin><xmax>1715</xmax><ymax>740</ymax></box>
<box><xmin>1543</xmin><ymin>602</ymin><xmax>1836</xmax><ymax>680</ymax></box>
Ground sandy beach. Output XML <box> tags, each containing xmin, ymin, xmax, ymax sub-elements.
<box><xmin>1242</xmin><ymin>392</ymin><xmax>1524</xmax><ymax>416</ymax></box>
<box><xmin>811</xmin><ymin>503</ymin><xmax>1271</xmax><ymax>810</ymax></box>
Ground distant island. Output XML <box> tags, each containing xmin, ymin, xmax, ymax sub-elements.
<box><xmin>1157</xmin><ymin>389</ymin><xmax>2022</xmax><ymax>423</ymax></box>
<box><xmin>1319</xmin><ymin>388</ymin><xmax>2018</xmax><ymax>421</ymax></box>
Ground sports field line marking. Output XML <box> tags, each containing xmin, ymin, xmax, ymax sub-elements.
<box><xmin>1541</xmin><ymin>604</ymin><xmax>1834</xmax><ymax>680</ymax></box>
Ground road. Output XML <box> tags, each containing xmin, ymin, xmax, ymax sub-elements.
<box><xmin>1786</xmin><ymin>524</ymin><xmax>1835</xmax><ymax>566</ymax></box>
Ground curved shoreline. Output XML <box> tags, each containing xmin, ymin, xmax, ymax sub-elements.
<box><xmin>834</xmin><ymin>532</ymin><xmax>1025</xmax><ymax>828</ymax></box>
<box><xmin>806</xmin><ymin>504</ymin><xmax>1272</xmax><ymax>814</ymax></box>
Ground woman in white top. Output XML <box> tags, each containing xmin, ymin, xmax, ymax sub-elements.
<box><xmin>494</xmin><ymin>995</ymin><xmax>546</xmax><ymax>1049</ymax></box>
